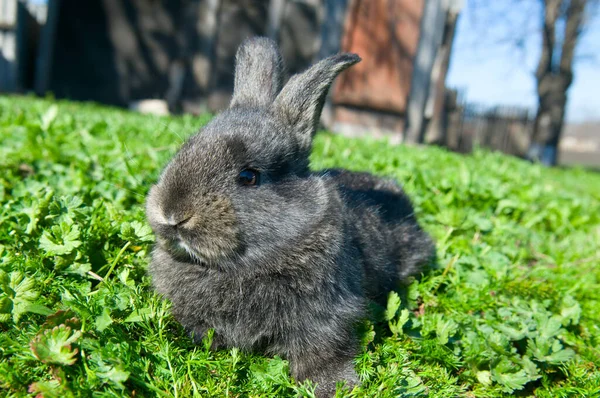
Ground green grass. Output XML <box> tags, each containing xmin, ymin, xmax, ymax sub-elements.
<box><xmin>1</xmin><ymin>95</ymin><xmax>599</xmax><ymax>397</ymax></box>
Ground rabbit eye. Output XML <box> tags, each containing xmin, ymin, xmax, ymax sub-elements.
<box><xmin>238</xmin><ymin>169</ymin><xmax>259</xmax><ymax>186</ymax></box>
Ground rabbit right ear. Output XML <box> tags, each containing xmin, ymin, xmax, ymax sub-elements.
<box><xmin>230</xmin><ymin>37</ymin><xmax>284</xmax><ymax>109</ymax></box>
<box><xmin>271</xmin><ymin>53</ymin><xmax>360</xmax><ymax>152</ymax></box>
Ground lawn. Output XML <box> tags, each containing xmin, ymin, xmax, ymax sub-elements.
<box><xmin>1</xmin><ymin>96</ymin><xmax>599</xmax><ymax>397</ymax></box>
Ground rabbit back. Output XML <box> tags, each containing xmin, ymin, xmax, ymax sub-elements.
<box><xmin>323</xmin><ymin>169</ymin><xmax>435</xmax><ymax>304</ymax></box>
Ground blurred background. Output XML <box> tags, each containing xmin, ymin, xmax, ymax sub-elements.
<box><xmin>0</xmin><ymin>0</ymin><xmax>598</xmax><ymax>168</ymax></box>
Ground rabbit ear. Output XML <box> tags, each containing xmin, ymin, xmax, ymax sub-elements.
<box><xmin>230</xmin><ymin>37</ymin><xmax>284</xmax><ymax>108</ymax></box>
<box><xmin>272</xmin><ymin>53</ymin><xmax>360</xmax><ymax>151</ymax></box>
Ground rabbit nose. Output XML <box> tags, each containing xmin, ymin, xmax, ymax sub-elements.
<box><xmin>168</xmin><ymin>215</ymin><xmax>193</xmax><ymax>229</ymax></box>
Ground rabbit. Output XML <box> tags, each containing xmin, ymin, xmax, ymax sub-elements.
<box><xmin>146</xmin><ymin>37</ymin><xmax>435</xmax><ymax>397</ymax></box>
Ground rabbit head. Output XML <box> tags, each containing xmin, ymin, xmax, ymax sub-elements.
<box><xmin>146</xmin><ymin>38</ymin><xmax>360</xmax><ymax>268</ymax></box>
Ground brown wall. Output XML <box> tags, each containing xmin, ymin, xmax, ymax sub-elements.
<box><xmin>332</xmin><ymin>0</ymin><xmax>424</xmax><ymax>114</ymax></box>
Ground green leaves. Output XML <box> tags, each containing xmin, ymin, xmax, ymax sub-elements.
<box><xmin>434</xmin><ymin>317</ymin><xmax>458</xmax><ymax>346</ymax></box>
<box><xmin>39</xmin><ymin>222</ymin><xmax>82</xmax><ymax>256</ymax></box>
<box><xmin>385</xmin><ymin>291</ymin><xmax>401</xmax><ymax>321</ymax></box>
<box><xmin>529</xmin><ymin>338</ymin><xmax>575</xmax><ymax>365</ymax></box>
<box><xmin>386</xmin><ymin>292</ymin><xmax>410</xmax><ymax>336</ymax></box>
<box><xmin>28</xmin><ymin>379</ymin><xmax>70</xmax><ymax>398</ymax></box>
<box><xmin>0</xmin><ymin>271</ymin><xmax>43</xmax><ymax>323</ymax></box>
<box><xmin>250</xmin><ymin>356</ymin><xmax>291</xmax><ymax>390</ymax></box>
<box><xmin>560</xmin><ymin>295</ymin><xmax>581</xmax><ymax>326</ymax></box>
<box><xmin>30</xmin><ymin>324</ymin><xmax>82</xmax><ymax>365</ymax></box>
<box><xmin>1</xmin><ymin>96</ymin><xmax>600</xmax><ymax>397</ymax></box>
<box><xmin>119</xmin><ymin>220</ymin><xmax>154</xmax><ymax>243</ymax></box>
<box><xmin>95</xmin><ymin>308</ymin><xmax>113</xmax><ymax>332</ymax></box>
<box><xmin>41</xmin><ymin>105</ymin><xmax>59</xmax><ymax>131</ymax></box>
<box><xmin>94</xmin><ymin>362</ymin><xmax>130</xmax><ymax>390</ymax></box>
<box><xmin>379</xmin><ymin>165</ymin><xmax>591</xmax><ymax>395</ymax></box>
<box><xmin>491</xmin><ymin>357</ymin><xmax>540</xmax><ymax>393</ymax></box>
<box><xmin>14</xmin><ymin>188</ymin><xmax>54</xmax><ymax>234</ymax></box>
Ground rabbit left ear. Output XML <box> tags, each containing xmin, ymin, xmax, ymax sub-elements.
<box><xmin>271</xmin><ymin>53</ymin><xmax>360</xmax><ymax>151</ymax></box>
<box><xmin>230</xmin><ymin>37</ymin><xmax>284</xmax><ymax>109</ymax></box>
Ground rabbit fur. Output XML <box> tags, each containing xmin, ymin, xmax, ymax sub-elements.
<box><xmin>146</xmin><ymin>37</ymin><xmax>435</xmax><ymax>396</ymax></box>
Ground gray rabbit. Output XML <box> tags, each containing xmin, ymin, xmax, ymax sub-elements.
<box><xmin>146</xmin><ymin>37</ymin><xmax>435</xmax><ymax>396</ymax></box>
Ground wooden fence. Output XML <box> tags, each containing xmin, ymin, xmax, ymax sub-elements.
<box><xmin>0</xmin><ymin>0</ymin><xmax>45</xmax><ymax>92</ymax></box>
<box><xmin>0</xmin><ymin>0</ymin><xmax>17</xmax><ymax>91</ymax></box>
<box><xmin>445</xmin><ymin>100</ymin><xmax>535</xmax><ymax>158</ymax></box>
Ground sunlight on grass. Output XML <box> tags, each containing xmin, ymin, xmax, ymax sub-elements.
<box><xmin>1</xmin><ymin>96</ymin><xmax>599</xmax><ymax>397</ymax></box>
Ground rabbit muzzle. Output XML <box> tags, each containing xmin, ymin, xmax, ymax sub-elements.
<box><xmin>146</xmin><ymin>184</ymin><xmax>242</xmax><ymax>266</ymax></box>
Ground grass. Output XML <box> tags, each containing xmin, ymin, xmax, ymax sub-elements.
<box><xmin>1</xmin><ymin>95</ymin><xmax>599</xmax><ymax>397</ymax></box>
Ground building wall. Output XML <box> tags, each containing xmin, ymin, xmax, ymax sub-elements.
<box><xmin>332</xmin><ymin>0</ymin><xmax>424</xmax><ymax>114</ymax></box>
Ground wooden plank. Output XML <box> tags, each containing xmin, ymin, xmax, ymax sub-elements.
<box><xmin>332</xmin><ymin>0</ymin><xmax>424</xmax><ymax>114</ymax></box>
<box><xmin>0</xmin><ymin>30</ymin><xmax>16</xmax><ymax>91</ymax></box>
<box><xmin>34</xmin><ymin>0</ymin><xmax>59</xmax><ymax>95</ymax></box>
<box><xmin>318</xmin><ymin>0</ymin><xmax>349</xmax><ymax>59</ymax></box>
<box><xmin>405</xmin><ymin>0</ymin><xmax>445</xmax><ymax>143</ymax></box>
<box><xmin>16</xmin><ymin>0</ymin><xmax>42</xmax><ymax>91</ymax></box>
<box><xmin>0</xmin><ymin>0</ymin><xmax>16</xmax><ymax>26</ymax></box>
<box><xmin>0</xmin><ymin>22</ymin><xmax>16</xmax><ymax>30</ymax></box>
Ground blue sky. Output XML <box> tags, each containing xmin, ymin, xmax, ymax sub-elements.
<box><xmin>447</xmin><ymin>1</ymin><xmax>600</xmax><ymax>123</ymax></box>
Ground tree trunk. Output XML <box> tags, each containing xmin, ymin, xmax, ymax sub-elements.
<box><xmin>529</xmin><ymin>0</ymin><xmax>586</xmax><ymax>166</ymax></box>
